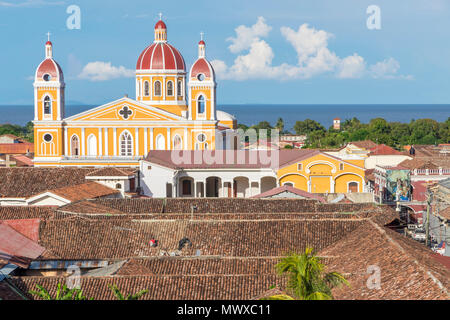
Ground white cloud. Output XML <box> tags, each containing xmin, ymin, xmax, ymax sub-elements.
<box><xmin>213</xmin><ymin>18</ymin><xmax>411</xmax><ymax>81</ymax></box>
<box><xmin>226</xmin><ymin>16</ymin><xmax>272</xmax><ymax>53</ymax></box>
<box><xmin>78</xmin><ymin>62</ymin><xmax>134</xmax><ymax>81</ymax></box>
<box><xmin>0</xmin><ymin>0</ymin><xmax>64</xmax><ymax>7</ymax></box>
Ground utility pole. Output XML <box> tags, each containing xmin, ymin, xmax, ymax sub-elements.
<box><xmin>425</xmin><ymin>191</ymin><xmax>432</xmax><ymax>247</ymax></box>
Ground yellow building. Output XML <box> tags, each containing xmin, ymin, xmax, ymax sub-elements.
<box><xmin>277</xmin><ymin>150</ymin><xmax>366</xmax><ymax>193</ymax></box>
<box><xmin>33</xmin><ymin>19</ymin><xmax>237</xmax><ymax>167</ymax></box>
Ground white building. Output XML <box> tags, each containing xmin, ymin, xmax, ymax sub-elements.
<box><xmin>140</xmin><ymin>150</ymin><xmax>278</xmax><ymax>198</ymax></box>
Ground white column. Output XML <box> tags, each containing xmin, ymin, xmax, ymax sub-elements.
<box><xmin>203</xmin><ymin>180</ymin><xmax>206</xmax><ymax>198</ymax></box>
<box><xmin>113</xmin><ymin>128</ymin><xmax>117</xmax><ymax>156</ymax></box>
<box><xmin>135</xmin><ymin>128</ymin><xmax>139</xmax><ymax>156</ymax></box>
<box><xmin>135</xmin><ymin>78</ymin><xmax>139</xmax><ymax>100</ymax></box>
<box><xmin>150</xmin><ymin>128</ymin><xmax>154</xmax><ymax>150</ymax></box>
<box><xmin>104</xmin><ymin>128</ymin><xmax>109</xmax><ymax>156</ymax></box>
<box><xmin>330</xmin><ymin>179</ymin><xmax>335</xmax><ymax>193</ymax></box>
<box><xmin>57</xmin><ymin>88</ymin><xmax>61</xmax><ymax>121</ymax></box>
<box><xmin>81</xmin><ymin>128</ymin><xmax>85</xmax><ymax>156</ymax></box>
<box><xmin>193</xmin><ymin>181</ymin><xmax>197</xmax><ymax>198</ymax></box>
<box><xmin>149</xmin><ymin>77</ymin><xmax>152</xmax><ymax>98</ymax></box>
<box><xmin>167</xmin><ymin>128</ymin><xmax>171</xmax><ymax>150</ymax></box>
<box><xmin>144</xmin><ymin>128</ymin><xmax>148</xmax><ymax>156</ymax></box>
<box><xmin>163</xmin><ymin>76</ymin><xmax>166</xmax><ymax>100</ymax></box>
<box><xmin>99</xmin><ymin>128</ymin><xmax>103</xmax><ymax>156</ymax></box>
<box><xmin>64</xmin><ymin>127</ymin><xmax>68</xmax><ymax>156</ymax></box>
<box><xmin>184</xmin><ymin>127</ymin><xmax>188</xmax><ymax>150</ymax></box>
<box><xmin>34</xmin><ymin>88</ymin><xmax>38</xmax><ymax>121</ymax></box>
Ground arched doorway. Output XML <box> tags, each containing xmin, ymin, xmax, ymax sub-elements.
<box><xmin>261</xmin><ymin>176</ymin><xmax>277</xmax><ymax>193</ymax></box>
<box><xmin>233</xmin><ymin>176</ymin><xmax>249</xmax><ymax>198</ymax></box>
<box><xmin>87</xmin><ymin>134</ymin><xmax>97</xmax><ymax>156</ymax></box>
<box><xmin>179</xmin><ymin>177</ymin><xmax>194</xmax><ymax>197</ymax></box>
<box><xmin>206</xmin><ymin>177</ymin><xmax>221</xmax><ymax>197</ymax></box>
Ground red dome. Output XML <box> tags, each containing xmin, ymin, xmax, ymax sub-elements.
<box><xmin>36</xmin><ymin>58</ymin><xmax>64</xmax><ymax>81</ymax></box>
<box><xmin>198</xmin><ymin>40</ymin><xmax>205</xmax><ymax>45</ymax></box>
<box><xmin>190</xmin><ymin>58</ymin><xmax>214</xmax><ymax>78</ymax></box>
<box><xmin>136</xmin><ymin>42</ymin><xmax>185</xmax><ymax>71</ymax></box>
<box><xmin>46</xmin><ymin>41</ymin><xmax>52</xmax><ymax>45</ymax></box>
<box><xmin>155</xmin><ymin>20</ymin><xmax>166</xmax><ymax>29</ymax></box>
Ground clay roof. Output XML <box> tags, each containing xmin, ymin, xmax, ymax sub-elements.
<box><xmin>251</xmin><ymin>185</ymin><xmax>326</xmax><ymax>202</ymax></box>
<box><xmin>40</xmin><ymin>182</ymin><xmax>120</xmax><ymax>202</ymax></box>
<box><xmin>320</xmin><ymin>221</ymin><xmax>450</xmax><ymax>299</ymax></box>
<box><xmin>0</xmin><ymin>206</ymin><xmax>54</xmax><ymax>221</ymax></box>
<box><xmin>348</xmin><ymin>140</ymin><xmax>377</xmax><ymax>149</ymax></box>
<box><xmin>0</xmin><ymin>143</ymin><xmax>34</xmax><ymax>155</ymax></box>
<box><xmin>145</xmin><ymin>149</ymin><xmax>320</xmax><ymax>170</ymax></box>
<box><xmin>86</xmin><ymin>167</ymin><xmax>137</xmax><ymax>177</ymax></box>
<box><xmin>0</xmin><ymin>168</ymin><xmax>97</xmax><ymax>198</ymax></box>
<box><xmin>399</xmin><ymin>157</ymin><xmax>450</xmax><ymax>170</ymax></box>
<box><xmin>56</xmin><ymin>198</ymin><xmax>379</xmax><ymax>215</ymax></box>
<box><xmin>37</xmin><ymin>217</ymin><xmax>364</xmax><ymax>260</ymax></box>
<box><xmin>369</xmin><ymin>144</ymin><xmax>404</xmax><ymax>155</ymax></box>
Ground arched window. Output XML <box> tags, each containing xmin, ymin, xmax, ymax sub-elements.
<box><xmin>173</xmin><ymin>135</ymin><xmax>182</xmax><ymax>150</ymax></box>
<box><xmin>348</xmin><ymin>182</ymin><xmax>358</xmax><ymax>193</ymax></box>
<box><xmin>71</xmin><ymin>135</ymin><xmax>80</xmax><ymax>156</ymax></box>
<box><xmin>167</xmin><ymin>81</ymin><xmax>173</xmax><ymax>96</ymax></box>
<box><xmin>120</xmin><ymin>131</ymin><xmax>133</xmax><ymax>156</ymax></box>
<box><xmin>44</xmin><ymin>96</ymin><xmax>51</xmax><ymax>114</ymax></box>
<box><xmin>177</xmin><ymin>80</ymin><xmax>183</xmax><ymax>96</ymax></box>
<box><xmin>156</xmin><ymin>134</ymin><xmax>165</xmax><ymax>150</ymax></box>
<box><xmin>87</xmin><ymin>134</ymin><xmax>97</xmax><ymax>156</ymax></box>
<box><xmin>154</xmin><ymin>81</ymin><xmax>162</xmax><ymax>96</ymax></box>
<box><xmin>144</xmin><ymin>81</ymin><xmax>149</xmax><ymax>96</ymax></box>
<box><xmin>116</xmin><ymin>183</ymin><xmax>122</xmax><ymax>189</ymax></box>
<box><xmin>197</xmin><ymin>95</ymin><xmax>205</xmax><ymax>114</ymax></box>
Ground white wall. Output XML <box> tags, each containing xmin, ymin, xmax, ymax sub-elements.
<box><xmin>140</xmin><ymin>160</ymin><xmax>175</xmax><ymax>197</ymax></box>
<box><xmin>365</xmin><ymin>155</ymin><xmax>412</xmax><ymax>169</ymax></box>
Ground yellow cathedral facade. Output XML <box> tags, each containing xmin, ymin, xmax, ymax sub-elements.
<box><xmin>33</xmin><ymin>19</ymin><xmax>237</xmax><ymax>167</ymax></box>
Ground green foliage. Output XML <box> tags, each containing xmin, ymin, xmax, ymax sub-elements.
<box><xmin>294</xmin><ymin>119</ymin><xmax>325</xmax><ymax>135</ymax></box>
<box><xmin>0</xmin><ymin>121</ymin><xmax>34</xmax><ymax>142</ymax></box>
<box><xmin>273</xmin><ymin>248</ymin><xmax>349</xmax><ymax>300</ymax></box>
<box><xmin>108</xmin><ymin>284</ymin><xmax>148</xmax><ymax>300</ymax></box>
<box><xmin>29</xmin><ymin>283</ymin><xmax>91</xmax><ymax>300</ymax></box>
<box><xmin>286</xmin><ymin>116</ymin><xmax>449</xmax><ymax>149</ymax></box>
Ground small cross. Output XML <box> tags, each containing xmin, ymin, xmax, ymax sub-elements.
<box><xmin>200</xmin><ymin>32</ymin><xmax>204</xmax><ymax>41</ymax></box>
<box><xmin>119</xmin><ymin>106</ymin><xmax>133</xmax><ymax>120</ymax></box>
<box><xmin>47</xmin><ymin>32</ymin><xmax>51</xmax><ymax>42</ymax></box>
<box><xmin>159</xmin><ymin>12</ymin><xmax>163</xmax><ymax>20</ymax></box>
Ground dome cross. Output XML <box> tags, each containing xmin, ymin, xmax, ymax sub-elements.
<box><xmin>47</xmin><ymin>32</ymin><xmax>51</xmax><ymax>42</ymax></box>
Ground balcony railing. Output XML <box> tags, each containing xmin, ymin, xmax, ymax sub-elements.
<box><xmin>62</xmin><ymin>155</ymin><xmax>143</xmax><ymax>161</ymax></box>
<box><xmin>411</xmin><ymin>168</ymin><xmax>450</xmax><ymax>176</ymax></box>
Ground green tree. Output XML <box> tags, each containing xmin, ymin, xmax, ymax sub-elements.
<box><xmin>272</xmin><ymin>248</ymin><xmax>349</xmax><ymax>300</ymax></box>
<box><xmin>275</xmin><ymin>117</ymin><xmax>284</xmax><ymax>133</ymax></box>
<box><xmin>293</xmin><ymin>119</ymin><xmax>325</xmax><ymax>135</ymax></box>
<box><xmin>108</xmin><ymin>284</ymin><xmax>148</xmax><ymax>300</ymax></box>
<box><xmin>29</xmin><ymin>283</ymin><xmax>91</xmax><ymax>300</ymax></box>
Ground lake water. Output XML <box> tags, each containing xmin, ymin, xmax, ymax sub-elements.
<box><xmin>1</xmin><ymin>104</ymin><xmax>448</xmax><ymax>130</ymax></box>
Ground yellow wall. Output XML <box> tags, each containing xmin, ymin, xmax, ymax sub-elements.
<box><xmin>278</xmin><ymin>153</ymin><xmax>365</xmax><ymax>193</ymax></box>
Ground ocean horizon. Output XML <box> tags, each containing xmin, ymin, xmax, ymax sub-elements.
<box><xmin>0</xmin><ymin>104</ymin><xmax>448</xmax><ymax>130</ymax></box>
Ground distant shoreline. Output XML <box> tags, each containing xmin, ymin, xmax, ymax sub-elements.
<box><xmin>1</xmin><ymin>104</ymin><xmax>448</xmax><ymax>128</ymax></box>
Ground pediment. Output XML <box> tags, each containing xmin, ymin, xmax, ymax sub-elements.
<box><xmin>65</xmin><ymin>98</ymin><xmax>182</xmax><ymax>122</ymax></box>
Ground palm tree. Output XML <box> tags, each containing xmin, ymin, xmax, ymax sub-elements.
<box><xmin>272</xmin><ymin>248</ymin><xmax>349</xmax><ymax>300</ymax></box>
<box><xmin>29</xmin><ymin>283</ymin><xmax>91</xmax><ymax>300</ymax></box>
<box><xmin>108</xmin><ymin>284</ymin><xmax>148</xmax><ymax>300</ymax></box>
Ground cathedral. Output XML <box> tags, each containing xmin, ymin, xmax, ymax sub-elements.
<box><xmin>33</xmin><ymin>18</ymin><xmax>237</xmax><ymax>167</ymax></box>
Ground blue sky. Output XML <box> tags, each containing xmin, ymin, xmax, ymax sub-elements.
<box><xmin>1</xmin><ymin>0</ymin><xmax>450</xmax><ymax>105</ymax></box>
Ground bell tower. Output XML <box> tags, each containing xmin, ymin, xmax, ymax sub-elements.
<box><xmin>188</xmin><ymin>37</ymin><xmax>216</xmax><ymax>121</ymax></box>
<box><xmin>34</xmin><ymin>34</ymin><xmax>65</xmax><ymax>121</ymax></box>
<box><xmin>33</xmin><ymin>34</ymin><xmax>66</xmax><ymax>161</ymax></box>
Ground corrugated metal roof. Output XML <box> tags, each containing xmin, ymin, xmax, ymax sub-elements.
<box><xmin>0</xmin><ymin>223</ymin><xmax>45</xmax><ymax>268</ymax></box>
